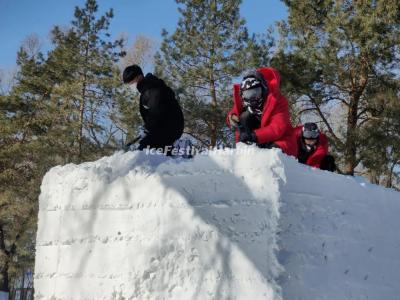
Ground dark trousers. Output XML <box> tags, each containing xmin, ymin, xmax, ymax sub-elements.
<box><xmin>138</xmin><ymin>127</ymin><xmax>182</xmax><ymax>155</ymax></box>
<box><xmin>320</xmin><ymin>155</ymin><xmax>336</xmax><ymax>172</ymax></box>
<box><xmin>239</xmin><ymin>111</ymin><xmax>279</xmax><ymax>149</ymax></box>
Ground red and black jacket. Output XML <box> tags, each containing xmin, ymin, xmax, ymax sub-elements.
<box><xmin>293</xmin><ymin>125</ymin><xmax>329</xmax><ymax>168</ymax></box>
<box><xmin>226</xmin><ymin>67</ymin><xmax>298</xmax><ymax>157</ymax></box>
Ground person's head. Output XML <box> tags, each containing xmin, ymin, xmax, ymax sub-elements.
<box><xmin>123</xmin><ymin>64</ymin><xmax>144</xmax><ymax>85</ymax></box>
<box><xmin>302</xmin><ymin>122</ymin><xmax>320</xmax><ymax>152</ymax></box>
<box><xmin>240</xmin><ymin>71</ymin><xmax>268</xmax><ymax>112</ymax></box>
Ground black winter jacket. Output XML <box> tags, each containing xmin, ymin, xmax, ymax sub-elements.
<box><xmin>137</xmin><ymin>73</ymin><xmax>184</xmax><ymax>139</ymax></box>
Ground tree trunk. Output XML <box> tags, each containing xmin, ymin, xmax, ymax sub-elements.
<box><xmin>209</xmin><ymin>69</ymin><xmax>218</xmax><ymax>148</ymax></box>
<box><xmin>78</xmin><ymin>35</ymin><xmax>90</xmax><ymax>163</ymax></box>
<box><xmin>0</xmin><ymin>226</ymin><xmax>9</xmax><ymax>293</ymax></box>
<box><xmin>0</xmin><ymin>261</ymin><xmax>9</xmax><ymax>293</ymax></box>
<box><xmin>385</xmin><ymin>162</ymin><xmax>396</xmax><ymax>188</ymax></box>
<box><xmin>78</xmin><ymin>85</ymin><xmax>86</xmax><ymax>163</ymax></box>
<box><xmin>368</xmin><ymin>169</ymin><xmax>379</xmax><ymax>185</ymax></box>
<box><xmin>344</xmin><ymin>94</ymin><xmax>359</xmax><ymax>175</ymax></box>
<box><xmin>78</xmin><ymin>50</ymin><xmax>89</xmax><ymax>163</ymax></box>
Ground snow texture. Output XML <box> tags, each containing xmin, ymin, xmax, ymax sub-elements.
<box><xmin>35</xmin><ymin>145</ymin><xmax>284</xmax><ymax>300</ymax></box>
<box><xmin>0</xmin><ymin>292</ymin><xmax>8</xmax><ymax>300</ymax></box>
<box><xmin>278</xmin><ymin>157</ymin><xmax>400</xmax><ymax>300</ymax></box>
<box><xmin>34</xmin><ymin>145</ymin><xmax>400</xmax><ymax>300</ymax></box>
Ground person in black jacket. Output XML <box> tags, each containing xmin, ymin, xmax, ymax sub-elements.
<box><xmin>123</xmin><ymin>65</ymin><xmax>184</xmax><ymax>153</ymax></box>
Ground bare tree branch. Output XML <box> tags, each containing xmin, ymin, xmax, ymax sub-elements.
<box><xmin>308</xmin><ymin>94</ymin><xmax>344</xmax><ymax>147</ymax></box>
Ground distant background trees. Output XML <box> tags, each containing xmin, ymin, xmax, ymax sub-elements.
<box><xmin>272</xmin><ymin>0</ymin><xmax>400</xmax><ymax>182</ymax></box>
<box><xmin>0</xmin><ymin>0</ymin><xmax>127</xmax><ymax>293</ymax></box>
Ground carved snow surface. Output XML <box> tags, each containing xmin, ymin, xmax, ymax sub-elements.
<box><xmin>34</xmin><ymin>145</ymin><xmax>400</xmax><ymax>300</ymax></box>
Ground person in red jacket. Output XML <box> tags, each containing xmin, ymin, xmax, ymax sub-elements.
<box><xmin>294</xmin><ymin>122</ymin><xmax>336</xmax><ymax>171</ymax></box>
<box><xmin>226</xmin><ymin>67</ymin><xmax>297</xmax><ymax>157</ymax></box>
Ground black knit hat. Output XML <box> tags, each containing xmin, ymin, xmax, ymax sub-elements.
<box><xmin>123</xmin><ymin>65</ymin><xmax>143</xmax><ymax>83</ymax></box>
<box><xmin>302</xmin><ymin>122</ymin><xmax>320</xmax><ymax>139</ymax></box>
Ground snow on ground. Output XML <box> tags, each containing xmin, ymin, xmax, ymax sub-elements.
<box><xmin>278</xmin><ymin>157</ymin><xmax>400</xmax><ymax>300</ymax></box>
<box><xmin>34</xmin><ymin>145</ymin><xmax>400</xmax><ymax>300</ymax></box>
<box><xmin>0</xmin><ymin>292</ymin><xmax>8</xmax><ymax>300</ymax></box>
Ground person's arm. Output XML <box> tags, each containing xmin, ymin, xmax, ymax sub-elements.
<box><xmin>307</xmin><ymin>134</ymin><xmax>329</xmax><ymax>168</ymax></box>
<box><xmin>142</xmin><ymin>88</ymin><xmax>167</xmax><ymax>133</ymax></box>
<box><xmin>253</xmin><ymin>101</ymin><xmax>291</xmax><ymax>144</ymax></box>
<box><xmin>307</xmin><ymin>147</ymin><xmax>327</xmax><ymax>168</ymax></box>
<box><xmin>226</xmin><ymin>84</ymin><xmax>241</xmax><ymax>127</ymax></box>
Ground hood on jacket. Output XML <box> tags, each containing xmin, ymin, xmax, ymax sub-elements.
<box><xmin>255</xmin><ymin>67</ymin><xmax>281</xmax><ymax>94</ymax></box>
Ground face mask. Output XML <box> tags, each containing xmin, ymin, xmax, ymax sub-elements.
<box><xmin>305</xmin><ymin>144</ymin><xmax>315</xmax><ymax>152</ymax></box>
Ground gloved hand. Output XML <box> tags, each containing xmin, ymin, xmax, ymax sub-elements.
<box><xmin>239</xmin><ymin>129</ymin><xmax>257</xmax><ymax>144</ymax></box>
<box><xmin>138</xmin><ymin>126</ymin><xmax>149</xmax><ymax>139</ymax></box>
<box><xmin>124</xmin><ymin>126</ymin><xmax>149</xmax><ymax>151</ymax></box>
<box><xmin>228</xmin><ymin>114</ymin><xmax>240</xmax><ymax>128</ymax></box>
<box><xmin>137</xmin><ymin>126</ymin><xmax>150</xmax><ymax>150</ymax></box>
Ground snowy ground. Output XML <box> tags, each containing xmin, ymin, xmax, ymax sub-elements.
<box><xmin>34</xmin><ymin>145</ymin><xmax>400</xmax><ymax>299</ymax></box>
<box><xmin>0</xmin><ymin>292</ymin><xmax>8</xmax><ymax>300</ymax></box>
<box><xmin>278</xmin><ymin>157</ymin><xmax>400</xmax><ymax>300</ymax></box>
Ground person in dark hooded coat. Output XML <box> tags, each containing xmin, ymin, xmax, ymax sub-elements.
<box><xmin>123</xmin><ymin>65</ymin><xmax>184</xmax><ymax>152</ymax></box>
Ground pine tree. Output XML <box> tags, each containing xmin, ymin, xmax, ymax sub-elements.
<box><xmin>359</xmin><ymin>78</ymin><xmax>400</xmax><ymax>188</ymax></box>
<box><xmin>155</xmin><ymin>0</ymin><xmax>269</xmax><ymax>147</ymax></box>
<box><xmin>0</xmin><ymin>0</ymin><xmax>128</xmax><ymax>291</ymax></box>
<box><xmin>0</xmin><ymin>45</ymin><xmax>50</xmax><ymax>293</ymax></box>
<box><xmin>47</xmin><ymin>0</ymin><xmax>124</xmax><ymax>162</ymax></box>
<box><xmin>273</xmin><ymin>0</ymin><xmax>400</xmax><ymax>175</ymax></box>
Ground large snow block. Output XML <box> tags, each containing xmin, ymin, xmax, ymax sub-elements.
<box><xmin>278</xmin><ymin>157</ymin><xmax>400</xmax><ymax>300</ymax></box>
<box><xmin>35</xmin><ymin>146</ymin><xmax>400</xmax><ymax>300</ymax></box>
<box><xmin>34</xmin><ymin>147</ymin><xmax>284</xmax><ymax>300</ymax></box>
<box><xmin>0</xmin><ymin>292</ymin><xmax>8</xmax><ymax>300</ymax></box>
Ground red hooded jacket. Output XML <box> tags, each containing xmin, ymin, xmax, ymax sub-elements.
<box><xmin>226</xmin><ymin>67</ymin><xmax>298</xmax><ymax>157</ymax></box>
<box><xmin>294</xmin><ymin>125</ymin><xmax>329</xmax><ymax>168</ymax></box>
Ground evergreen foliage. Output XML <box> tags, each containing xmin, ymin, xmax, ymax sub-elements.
<box><xmin>155</xmin><ymin>0</ymin><xmax>270</xmax><ymax>147</ymax></box>
<box><xmin>273</xmin><ymin>0</ymin><xmax>400</xmax><ymax>175</ymax></box>
<box><xmin>0</xmin><ymin>0</ymin><xmax>130</xmax><ymax>292</ymax></box>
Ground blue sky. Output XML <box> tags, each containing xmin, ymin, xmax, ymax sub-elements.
<box><xmin>0</xmin><ymin>0</ymin><xmax>287</xmax><ymax>69</ymax></box>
